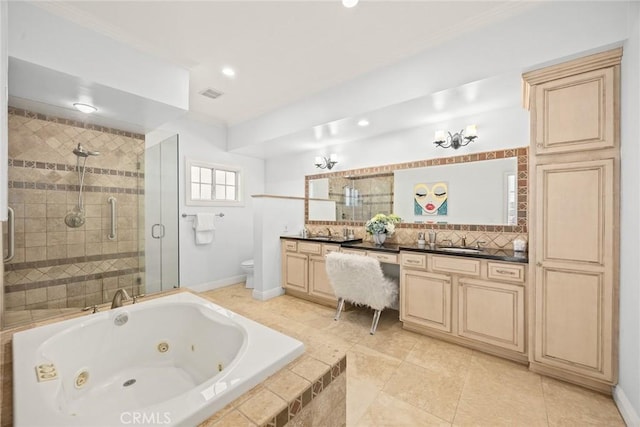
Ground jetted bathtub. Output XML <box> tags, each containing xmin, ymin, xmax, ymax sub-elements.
<box><xmin>12</xmin><ymin>292</ymin><xmax>305</xmax><ymax>426</ymax></box>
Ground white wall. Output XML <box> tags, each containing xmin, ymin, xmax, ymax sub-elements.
<box><xmin>230</xmin><ymin>1</ymin><xmax>629</xmax><ymax>151</ymax></box>
<box><xmin>8</xmin><ymin>2</ymin><xmax>188</xmax><ymax>110</ymax></box>
<box><xmin>252</xmin><ymin>197</ymin><xmax>305</xmax><ymax>301</ymax></box>
<box><xmin>265</xmin><ymin>106</ymin><xmax>528</xmax><ymax>195</ymax></box>
<box><xmin>615</xmin><ymin>1</ymin><xmax>640</xmax><ymax>425</ymax></box>
<box><xmin>150</xmin><ymin>114</ymin><xmax>265</xmax><ymax>291</ymax></box>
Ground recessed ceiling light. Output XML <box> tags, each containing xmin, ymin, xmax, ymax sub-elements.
<box><xmin>73</xmin><ymin>103</ymin><xmax>97</xmax><ymax>114</ymax></box>
<box><xmin>221</xmin><ymin>67</ymin><xmax>236</xmax><ymax>77</ymax></box>
<box><xmin>357</xmin><ymin>119</ymin><xmax>370</xmax><ymax>127</ymax></box>
<box><xmin>342</xmin><ymin>0</ymin><xmax>359</xmax><ymax>8</ymax></box>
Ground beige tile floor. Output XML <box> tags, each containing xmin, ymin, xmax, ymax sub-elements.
<box><xmin>202</xmin><ymin>284</ymin><xmax>625</xmax><ymax>427</ymax></box>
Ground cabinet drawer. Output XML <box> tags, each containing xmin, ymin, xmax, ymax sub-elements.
<box><xmin>283</xmin><ymin>240</ymin><xmax>298</xmax><ymax>251</ymax></box>
<box><xmin>323</xmin><ymin>244</ymin><xmax>341</xmax><ymax>256</ymax></box>
<box><xmin>432</xmin><ymin>255</ymin><xmax>480</xmax><ymax>276</ymax></box>
<box><xmin>298</xmin><ymin>242</ymin><xmax>322</xmax><ymax>255</ymax></box>
<box><xmin>488</xmin><ymin>262</ymin><xmax>525</xmax><ymax>283</ymax></box>
<box><xmin>368</xmin><ymin>251</ymin><xmax>398</xmax><ymax>264</ymax></box>
<box><xmin>401</xmin><ymin>253</ymin><xmax>427</xmax><ymax>269</ymax></box>
<box><xmin>341</xmin><ymin>249</ymin><xmax>367</xmax><ymax>256</ymax></box>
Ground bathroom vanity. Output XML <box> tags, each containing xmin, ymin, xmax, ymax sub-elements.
<box><xmin>280</xmin><ymin>236</ymin><xmax>528</xmax><ymax>363</ymax></box>
<box><xmin>280</xmin><ymin>237</ymin><xmax>360</xmax><ymax>307</ymax></box>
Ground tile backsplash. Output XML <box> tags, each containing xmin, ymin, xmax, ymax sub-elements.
<box><xmin>3</xmin><ymin>108</ymin><xmax>145</xmax><ymax>316</ymax></box>
<box><xmin>306</xmin><ymin>224</ymin><xmax>527</xmax><ymax>251</ymax></box>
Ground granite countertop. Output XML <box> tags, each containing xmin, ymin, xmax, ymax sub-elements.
<box><xmin>337</xmin><ymin>241</ymin><xmax>528</xmax><ymax>264</ymax></box>
<box><xmin>281</xmin><ymin>236</ymin><xmax>528</xmax><ymax>263</ymax></box>
<box><xmin>280</xmin><ymin>235</ymin><xmax>363</xmax><ymax>244</ymax></box>
<box><xmin>339</xmin><ymin>241</ymin><xmax>402</xmax><ymax>254</ymax></box>
<box><xmin>400</xmin><ymin>244</ymin><xmax>528</xmax><ymax>264</ymax></box>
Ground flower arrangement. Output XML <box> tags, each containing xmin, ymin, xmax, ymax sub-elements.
<box><xmin>365</xmin><ymin>213</ymin><xmax>401</xmax><ymax>235</ymax></box>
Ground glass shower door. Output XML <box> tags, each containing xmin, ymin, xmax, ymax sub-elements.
<box><xmin>144</xmin><ymin>135</ymin><xmax>179</xmax><ymax>293</ymax></box>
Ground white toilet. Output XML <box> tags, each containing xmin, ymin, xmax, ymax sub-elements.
<box><xmin>241</xmin><ymin>259</ymin><xmax>254</xmax><ymax>289</ymax></box>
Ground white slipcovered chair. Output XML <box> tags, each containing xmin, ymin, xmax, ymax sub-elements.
<box><xmin>325</xmin><ymin>252</ymin><xmax>399</xmax><ymax>335</ymax></box>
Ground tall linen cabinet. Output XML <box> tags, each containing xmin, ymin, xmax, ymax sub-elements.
<box><xmin>522</xmin><ymin>47</ymin><xmax>621</xmax><ymax>393</ymax></box>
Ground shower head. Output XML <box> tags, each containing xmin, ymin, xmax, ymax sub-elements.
<box><xmin>73</xmin><ymin>144</ymin><xmax>100</xmax><ymax>157</ymax></box>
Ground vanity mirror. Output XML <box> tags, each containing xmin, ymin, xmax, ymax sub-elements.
<box><xmin>306</xmin><ymin>148</ymin><xmax>527</xmax><ymax>232</ymax></box>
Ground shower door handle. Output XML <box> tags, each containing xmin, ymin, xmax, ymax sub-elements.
<box><xmin>151</xmin><ymin>224</ymin><xmax>165</xmax><ymax>239</ymax></box>
<box><xmin>3</xmin><ymin>207</ymin><xmax>15</xmax><ymax>262</ymax></box>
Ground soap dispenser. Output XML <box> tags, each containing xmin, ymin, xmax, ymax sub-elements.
<box><xmin>428</xmin><ymin>230</ymin><xmax>437</xmax><ymax>247</ymax></box>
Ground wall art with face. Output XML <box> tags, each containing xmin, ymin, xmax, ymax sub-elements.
<box><xmin>414</xmin><ymin>182</ymin><xmax>448</xmax><ymax>216</ymax></box>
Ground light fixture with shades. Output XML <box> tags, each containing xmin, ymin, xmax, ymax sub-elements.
<box><xmin>433</xmin><ymin>125</ymin><xmax>478</xmax><ymax>149</ymax></box>
<box><xmin>342</xmin><ymin>0</ymin><xmax>358</xmax><ymax>7</ymax></box>
<box><xmin>314</xmin><ymin>154</ymin><xmax>338</xmax><ymax>170</ymax></box>
<box><xmin>73</xmin><ymin>103</ymin><xmax>97</xmax><ymax>114</ymax></box>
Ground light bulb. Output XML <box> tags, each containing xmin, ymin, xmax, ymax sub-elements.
<box><xmin>73</xmin><ymin>103</ymin><xmax>97</xmax><ymax>114</ymax></box>
<box><xmin>465</xmin><ymin>125</ymin><xmax>477</xmax><ymax>137</ymax></box>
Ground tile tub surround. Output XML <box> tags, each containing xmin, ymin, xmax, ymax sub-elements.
<box><xmin>3</xmin><ymin>108</ymin><xmax>145</xmax><ymax>319</ymax></box>
<box><xmin>0</xmin><ymin>288</ymin><xmax>347</xmax><ymax>427</ymax></box>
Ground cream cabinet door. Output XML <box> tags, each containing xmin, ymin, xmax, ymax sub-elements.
<box><xmin>400</xmin><ymin>269</ymin><xmax>452</xmax><ymax>333</ymax></box>
<box><xmin>458</xmin><ymin>278</ymin><xmax>525</xmax><ymax>353</ymax></box>
<box><xmin>308</xmin><ymin>255</ymin><xmax>336</xmax><ymax>302</ymax></box>
<box><xmin>532</xmin><ymin>67</ymin><xmax>616</xmax><ymax>155</ymax></box>
<box><xmin>283</xmin><ymin>252</ymin><xmax>308</xmax><ymax>293</ymax></box>
<box><xmin>533</xmin><ymin>159</ymin><xmax>614</xmax><ymax>382</ymax></box>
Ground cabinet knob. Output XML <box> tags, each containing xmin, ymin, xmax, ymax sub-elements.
<box><xmin>536</xmin><ymin>262</ymin><xmax>542</xmax><ymax>267</ymax></box>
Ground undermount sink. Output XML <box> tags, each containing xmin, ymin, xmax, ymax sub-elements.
<box><xmin>311</xmin><ymin>236</ymin><xmax>331</xmax><ymax>241</ymax></box>
<box><xmin>437</xmin><ymin>247</ymin><xmax>482</xmax><ymax>254</ymax></box>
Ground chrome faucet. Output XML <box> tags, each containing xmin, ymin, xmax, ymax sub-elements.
<box><xmin>111</xmin><ymin>289</ymin><xmax>130</xmax><ymax>309</ymax></box>
<box><xmin>461</xmin><ymin>235</ymin><xmax>467</xmax><ymax>247</ymax></box>
<box><xmin>326</xmin><ymin>227</ymin><xmax>332</xmax><ymax>237</ymax></box>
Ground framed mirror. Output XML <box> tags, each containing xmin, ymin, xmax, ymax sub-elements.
<box><xmin>306</xmin><ymin>148</ymin><xmax>527</xmax><ymax>232</ymax></box>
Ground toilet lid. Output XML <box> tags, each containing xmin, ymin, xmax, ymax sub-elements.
<box><xmin>241</xmin><ymin>259</ymin><xmax>254</xmax><ymax>267</ymax></box>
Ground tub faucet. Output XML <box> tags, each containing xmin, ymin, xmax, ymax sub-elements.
<box><xmin>111</xmin><ymin>289</ymin><xmax>130</xmax><ymax>309</ymax></box>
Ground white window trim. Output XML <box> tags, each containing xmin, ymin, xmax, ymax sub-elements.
<box><xmin>185</xmin><ymin>159</ymin><xmax>244</xmax><ymax>207</ymax></box>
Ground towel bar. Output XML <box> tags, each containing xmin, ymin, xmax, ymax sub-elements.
<box><xmin>182</xmin><ymin>213</ymin><xmax>225</xmax><ymax>218</ymax></box>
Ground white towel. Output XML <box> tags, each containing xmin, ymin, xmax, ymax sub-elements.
<box><xmin>193</xmin><ymin>213</ymin><xmax>216</xmax><ymax>245</ymax></box>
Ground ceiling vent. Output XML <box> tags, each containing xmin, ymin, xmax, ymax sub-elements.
<box><xmin>199</xmin><ymin>88</ymin><xmax>224</xmax><ymax>99</ymax></box>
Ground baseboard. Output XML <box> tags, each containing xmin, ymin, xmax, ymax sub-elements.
<box><xmin>252</xmin><ymin>286</ymin><xmax>284</xmax><ymax>301</ymax></box>
<box><xmin>186</xmin><ymin>275</ymin><xmax>246</xmax><ymax>293</ymax></box>
<box><xmin>614</xmin><ymin>385</ymin><xmax>640</xmax><ymax>426</ymax></box>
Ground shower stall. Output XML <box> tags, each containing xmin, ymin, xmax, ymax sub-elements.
<box><xmin>1</xmin><ymin>108</ymin><xmax>148</xmax><ymax>328</ymax></box>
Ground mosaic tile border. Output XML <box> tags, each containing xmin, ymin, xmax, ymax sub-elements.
<box><xmin>8</xmin><ymin>181</ymin><xmax>144</xmax><ymax>195</ymax></box>
<box><xmin>8</xmin><ymin>107</ymin><xmax>145</xmax><ymax>140</ymax></box>
<box><xmin>4</xmin><ymin>267</ymin><xmax>143</xmax><ymax>293</ymax></box>
<box><xmin>4</xmin><ymin>251</ymin><xmax>143</xmax><ymax>272</ymax></box>
<box><xmin>264</xmin><ymin>356</ymin><xmax>347</xmax><ymax>427</ymax></box>
<box><xmin>305</xmin><ymin>147</ymin><xmax>528</xmax><ymax>233</ymax></box>
<box><xmin>9</xmin><ymin>159</ymin><xmax>144</xmax><ymax>178</ymax></box>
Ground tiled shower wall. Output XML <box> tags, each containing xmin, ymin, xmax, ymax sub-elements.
<box><xmin>2</xmin><ymin>108</ymin><xmax>145</xmax><ymax>312</ymax></box>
